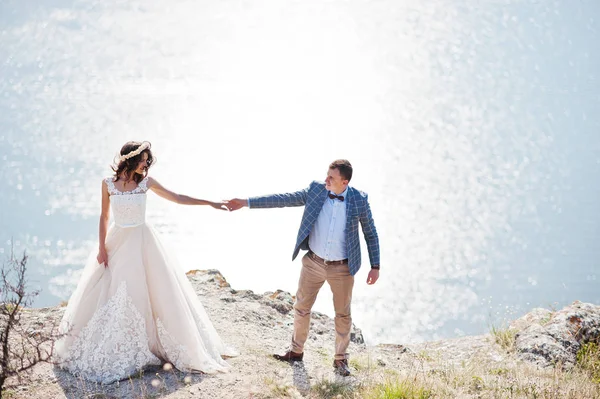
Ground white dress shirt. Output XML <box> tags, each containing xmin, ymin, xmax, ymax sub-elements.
<box><xmin>308</xmin><ymin>188</ymin><xmax>348</xmax><ymax>261</ymax></box>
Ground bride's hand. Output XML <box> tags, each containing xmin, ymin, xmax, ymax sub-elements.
<box><xmin>97</xmin><ymin>247</ymin><xmax>108</xmax><ymax>268</ymax></box>
<box><xmin>210</xmin><ymin>201</ymin><xmax>228</xmax><ymax>211</ymax></box>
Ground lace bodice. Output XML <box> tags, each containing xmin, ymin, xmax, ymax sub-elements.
<box><xmin>105</xmin><ymin>177</ymin><xmax>149</xmax><ymax>228</ymax></box>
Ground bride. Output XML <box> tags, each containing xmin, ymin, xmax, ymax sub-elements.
<box><xmin>55</xmin><ymin>141</ymin><xmax>237</xmax><ymax>384</ymax></box>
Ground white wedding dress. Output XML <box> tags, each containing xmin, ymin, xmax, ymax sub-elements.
<box><xmin>55</xmin><ymin>177</ymin><xmax>237</xmax><ymax>384</ymax></box>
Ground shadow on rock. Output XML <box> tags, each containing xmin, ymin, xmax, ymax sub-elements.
<box><xmin>291</xmin><ymin>361</ymin><xmax>310</xmax><ymax>394</ymax></box>
<box><xmin>53</xmin><ymin>364</ymin><xmax>207</xmax><ymax>398</ymax></box>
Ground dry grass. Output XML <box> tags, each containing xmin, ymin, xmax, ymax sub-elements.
<box><xmin>310</xmin><ymin>378</ymin><xmax>354</xmax><ymax>398</ymax></box>
<box><xmin>490</xmin><ymin>323</ymin><xmax>517</xmax><ymax>352</ymax></box>
<box><xmin>8</xmin><ymin>343</ymin><xmax>600</xmax><ymax>398</ymax></box>
<box><xmin>263</xmin><ymin>376</ymin><xmax>299</xmax><ymax>398</ymax></box>
<box><xmin>306</xmin><ymin>351</ymin><xmax>600</xmax><ymax>399</ymax></box>
<box><xmin>577</xmin><ymin>342</ymin><xmax>600</xmax><ymax>384</ymax></box>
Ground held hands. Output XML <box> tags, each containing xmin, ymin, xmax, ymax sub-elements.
<box><xmin>224</xmin><ymin>198</ymin><xmax>248</xmax><ymax>212</ymax></box>
<box><xmin>200</xmin><ymin>200</ymin><xmax>243</xmax><ymax>211</ymax></box>
<box><xmin>210</xmin><ymin>201</ymin><xmax>229</xmax><ymax>211</ymax></box>
<box><xmin>366</xmin><ymin>269</ymin><xmax>379</xmax><ymax>285</ymax></box>
<box><xmin>97</xmin><ymin>247</ymin><xmax>108</xmax><ymax>268</ymax></box>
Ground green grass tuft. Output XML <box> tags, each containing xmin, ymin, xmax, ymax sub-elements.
<box><xmin>362</xmin><ymin>378</ymin><xmax>433</xmax><ymax>399</ymax></box>
<box><xmin>490</xmin><ymin>324</ymin><xmax>516</xmax><ymax>351</ymax></box>
<box><xmin>577</xmin><ymin>342</ymin><xmax>600</xmax><ymax>384</ymax></box>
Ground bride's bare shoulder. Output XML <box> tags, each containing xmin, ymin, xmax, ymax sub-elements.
<box><xmin>101</xmin><ymin>177</ymin><xmax>111</xmax><ymax>195</ymax></box>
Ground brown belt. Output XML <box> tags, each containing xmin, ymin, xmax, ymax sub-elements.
<box><xmin>308</xmin><ymin>251</ymin><xmax>348</xmax><ymax>266</ymax></box>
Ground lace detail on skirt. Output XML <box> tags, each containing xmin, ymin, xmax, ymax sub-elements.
<box><xmin>59</xmin><ymin>281</ymin><xmax>161</xmax><ymax>384</ymax></box>
<box><xmin>156</xmin><ymin>318</ymin><xmax>194</xmax><ymax>371</ymax></box>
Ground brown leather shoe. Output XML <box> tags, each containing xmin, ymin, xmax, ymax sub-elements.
<box><xmin>333</xmin><ymin>359</ymin><xmax>351</xmax><ymax>376</ymax></box>
<box><xmin>273</xmin><ymin>350</ymin><xmax>304</xmax><ymax>362</ymax></box>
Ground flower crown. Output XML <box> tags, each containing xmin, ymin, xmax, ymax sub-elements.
<box><xmin>119</xmin><ymin>141</ymin><xmax>150</xmax><ymax>163</ymax></box>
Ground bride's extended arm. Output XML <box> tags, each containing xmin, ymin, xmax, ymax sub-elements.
<box><xmin>97</xmin><ymin>180</ymin><xmax>110</xmax><ymax>267</ymax></box>
<box><xmin>147</xmin><ymin>177</ymin><xmax>226</xmax><ymax>210</ymax></box>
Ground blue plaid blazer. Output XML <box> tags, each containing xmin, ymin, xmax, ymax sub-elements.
<box><xmin>248</xmin><ymin>181</ymin><xmax>380</xmax><ymax>275</ymax></box>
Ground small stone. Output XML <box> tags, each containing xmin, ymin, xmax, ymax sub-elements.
<box><xmin>220</xmin><ymin>296</ymin><xmax>236</xmax><ymax>303</ymax></box>
<box><xmin>350</xmin><ymin>327</ymin><xmax>365</xmax><ymax>344</ymax></box>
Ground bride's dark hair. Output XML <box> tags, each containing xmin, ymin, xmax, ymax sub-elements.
<box><xmin>111</xmin><ymin>141</ymin><xmax>155</xmax><ymax>183</ymax></box>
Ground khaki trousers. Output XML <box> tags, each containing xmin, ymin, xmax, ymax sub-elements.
<box><xmin>291</xmin><ymin>253</ymin><xmax>354</xmax><ymax>360</ymax></box>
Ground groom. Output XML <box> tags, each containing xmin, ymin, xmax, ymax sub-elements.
<box><xmin>225</xmin><ymin>159</ymin><xmax>380</xmax><ymax>376</ymax></box>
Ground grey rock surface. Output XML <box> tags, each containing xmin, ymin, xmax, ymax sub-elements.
<box><xmin>513</xmin><ymin>301</ymin><xmax>600</xmax><ymax>368</ymax></box>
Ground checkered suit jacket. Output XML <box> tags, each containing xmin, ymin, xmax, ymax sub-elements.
<box><xmin>248</xmin><ymin>181</ymin><xmax>380</xmax><ymax>275</ymax></box>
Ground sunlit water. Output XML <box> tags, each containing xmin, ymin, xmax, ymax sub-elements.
<box><xmin>1</xmin><ymin>0</ymin><xmax>599</xmax><ymax>345</ymax></box>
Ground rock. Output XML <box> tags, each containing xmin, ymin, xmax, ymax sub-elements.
<box><xmin>268</xmin><ymin>290</ymin><xmax>294</xmax><ymax>304</ymax></box>
<box><xmin>310</xmin><ymin>320</ymin><xmax>329</xmax><ymax>335</ymax></box>
<box><xmin>511</xmin><ymin>308</ymin><xmax>554</xmax><ymax>330</ymax></box>
<box><xmin>515</xmin><ymin>301</ymin><xmax>600</xmax><ymax>368</ymax></box>
<box><xmin>235</xmin><ymin>290</ymin><xmax>263</xmax><ymax>301</ymax></box>
<box><xmin>379</xmin><ymin>344</ymin><xmax>410</xmax><ymax>353</ymax></box>
<box><xmin>220</xmin><ymin>296</ymin><xmax>236</xmax><ymax>303</ymax></box>
<box><xmin>266</xmin><ymin>302</ymin><xmax>292</xmax><ymax>314</ymax></box>
<box><xmin>516</xmin><ymin>323</ymin><xmax>574</xmax><ymax>367</ymax></box>
<box><xmin>312</xmin><ymin>311</ymin><xmax>327</xmax><ymax>319</ymax></box>
<box><xmin>262</xmin><ymin>290</ymin><xmax>294</xmax><ymax>314</ymax></box>
<box><xmin>351</xmin><ymin>326</ymin><xmax>365</xmax><ymax>344</ymax></box>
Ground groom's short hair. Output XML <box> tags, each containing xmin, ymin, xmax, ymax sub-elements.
<box><xmin>329</xmin><ymin>159</ymin><xmax>353</xmax><ymax>182</ymax></box>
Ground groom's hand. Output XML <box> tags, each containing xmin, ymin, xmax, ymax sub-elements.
<box><xmin>224</xmin><ymin>198</ymin><xmax>248</xmax><ymax>212</ymax></box>
<box><xmin>366</xmin><ymin>269</ymin><xmax>379</xmax><ymax>285</ymax></box>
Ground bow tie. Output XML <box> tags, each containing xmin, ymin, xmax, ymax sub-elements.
<box><xmin>328</xmin><ymin>193</ymin><xmax>345</xmax><ymax>202</ymax></box>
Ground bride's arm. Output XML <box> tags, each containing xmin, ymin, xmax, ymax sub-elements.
<box><xmin>97</xmin><ymin>180</ymin><xmax>110</xmax><ymax>267</ymax></box>
<box><xmin>147</xmin><ymin>177</ymin><xmax>226</xmax><ymax>210</ymax></box>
